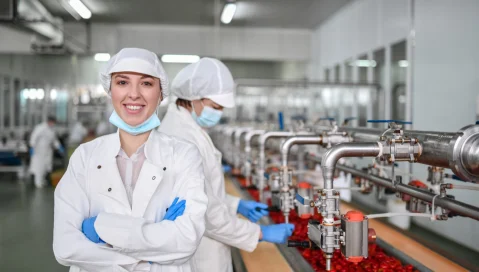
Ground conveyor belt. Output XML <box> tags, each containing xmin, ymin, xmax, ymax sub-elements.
<box><xmin>225</xmin><ymin>176</ymin><xmax>313</xmax><ymax>272</ymax></box>
<box><xmin>225</xmin><ymin>175</ymin><xmax>468</xmax><ymax>272</ymax></box>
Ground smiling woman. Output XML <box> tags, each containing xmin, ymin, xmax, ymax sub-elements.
<box><xmin>52</xmin><ymin>48</ymin><xmax>208</xmax><ymax>272</ymax></box>
<box><xmin>110</xmin><ymin>72</ymin><xmax>162</xmax><ymax>127</ymax></box>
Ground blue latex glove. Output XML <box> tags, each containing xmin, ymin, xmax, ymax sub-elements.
<box><xmin>82</xmin><ymin>216</ymin><xmax>104</xmax><ymax>243</ymax></box>
<box><xmin>163</xmin><ymin>197</ymin><xmax>186</xmax><ymax>221</ymax></box>
<box><xmin>237</xmin><ymin>199</ymin><xmax>269</xmax><ymax>223</ymax></box>
<box><xmin>29</xmin><ymin>148</ymin><xmax>34</xmax><ymax>156</ymax></box>
<box><xmin>260</xmin><ymin>224</ymin><xmax>295</xmax><ymax>244</ymax></box>
<box><xmin>222</xmin><ymin>164</ymin><xmax>232</xmax><ymax>173</ymax></box>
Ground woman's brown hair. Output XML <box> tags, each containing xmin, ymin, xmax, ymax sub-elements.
<box><xmin>176</xmin><ymin>98</ymin><xmax>192</xmax><ymax>109</ymax></box>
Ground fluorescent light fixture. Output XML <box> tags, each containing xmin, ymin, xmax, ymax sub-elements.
<box><xmin>161</xmin><ymin>54</ymin><xmax>200</xmax><ymax>63</ymax></box>
<box><xmin>349</xmin><ymin>60</ymin><xmax>377</xmax><ymax>68</ymax></box>
<box><xmin>221</xmin><ymin>3</ymin><xmax>237</xmax><ymax>24</ymax></box>
<box><xmin>50</xmin><ymin>89</ymin><xmax>58</xmax><ymax>100</ymax></box>
<box><xmin>398</xmin><ymin>60</ymin><xmax>409</xmax><ymax>68</ymax></box>
<box><xmin>68</xmin><ymin>0</ymin><xmax>91</xmax><ymax>19</ymax></box>
<box><xmin>22</xmin><ymin>89</ymin><xmax>30</xmax><ymax>100</ymax></box>
<box><xmin>95</xmin><ymin>53</ymin><xmax>111</xmax><ymax>62</ymax></box>
<box><xmin>29</xmin><ymin>88</ymin><xmax>37</xmax><ymax>100</ymax></box>
<box><xmin>37</xmin><ymin>89</ymin><xmax>45</xmax><ymax>100</ymax></box>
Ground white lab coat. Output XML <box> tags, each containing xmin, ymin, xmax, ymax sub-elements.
<box><xmin>159</xmin><ymin>104</ymin><xmax>260</xmax><ymax>272</ymax></box>
<box><xmin>53</xmin><ymin>130</ymin><xmax>208</xmax><ymax>272</ymax></box>
<box><xmin>69</xmin><ymin>122</ymin><xmax>88</xmax><ymax>145</ymax></box>
<box><xmin>29</xmin><ymin>122</ymin><xmax>60</xmax><ymax>176</ymax></box>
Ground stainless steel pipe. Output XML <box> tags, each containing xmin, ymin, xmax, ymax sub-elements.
<box><xmin>321</xmin><ymin>143</ymin><xmax>381</xmax><ymax>189</ymax></box>
<box><xmin>329</xmin><ymin>125</ymin><xmax>479</xmax><ymax>182</ymax></box>
<box><xmin>280</xmin><ymin>136</ymin><xmax>323</xmax><ymax>168</ymax></box>
<box><xmin>257</xmin><ymin>131</ymin><xmax>315</xmax><ymax>202</ymax></box>
<box><xmin>307</xmin><ymin>154</ymin><xmax>479</xmax><ymax>220</ymax></box>
<box><xmin>233</xmin><ymin>127</ymin><xmax>253</xmax><ymax>169</ymax></box>
<box><xmin>244</xmin><ymin>130</ymin><xmax>266</xmax><ymax>158</ymax></box>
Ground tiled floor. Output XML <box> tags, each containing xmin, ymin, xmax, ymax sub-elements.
<box><xmin>0</xmin><ymin>179</ymin><xmax>67</xmax><ymax>271</ymax></box>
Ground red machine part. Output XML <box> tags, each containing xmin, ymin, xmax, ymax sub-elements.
<box><xmin>343</xmin><ymin>211</ymin><xmax>365</xmax><ymax>263</ymax></box>
<box><xmin>402</xmin><ymin>180</ymin><xmax>428</xmax><ymax>201</ymax></box>
<box><xmin>298</xmin><ymin>182</ymin><xmax>313</xmax><ymax>219</ymax></box>
<box><xmin>247</xmin><ymin>187</ymin><xmax>418</xmax><ymax>272</ymax></box>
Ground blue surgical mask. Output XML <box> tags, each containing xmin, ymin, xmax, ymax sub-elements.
<box><xmin>109</xmin><ymin>110</ymin><xmax>161</xmax><ymax>135</ymax></box>
<box><xmin>192</xmin><ymin>103</ymin><xmax>223</xmax><ymax>128</ymax></box>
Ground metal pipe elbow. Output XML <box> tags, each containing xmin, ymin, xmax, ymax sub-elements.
<box><xmin>321</xmin><ymin>143</ymin><xmax>381</xmax><ymax>189</ymax></box>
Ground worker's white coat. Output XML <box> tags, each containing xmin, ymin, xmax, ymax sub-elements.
<box><xmin>29</xmin><ymin>122</ymin><xmax>60</xmax><ymax>176</ymax></box>
<box><xmin>159</xmin><ymin>104</ymin><xmax>260</xmax><ymax>272</ymax></box>
<box><xmin>69</xmin><ymin>122</ymin><xmax>88</xmax><ymax>145</ymax></box>
<box><xmin>53</xmin><ymin>130</ymin><xmax>208</xmax><ymax>272</ymax></box>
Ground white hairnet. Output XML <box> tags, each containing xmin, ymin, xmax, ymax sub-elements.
<box><xmin>171</xmin><ymin>57</ymin><xmax>235</xmax><ymax>108</ymax></box>
<box><xmin>100</xmin><ymin>48</ymin><xmax>169</xmax><ymax>97</ymax></box>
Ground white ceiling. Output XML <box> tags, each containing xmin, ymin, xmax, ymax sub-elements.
<box><xmin>38</xmin><ymin>0</ymin><xmax>353</xmax><ymax>29</ymax></box>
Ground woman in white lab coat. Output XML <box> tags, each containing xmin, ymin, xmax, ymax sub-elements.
<box><xmin>159</xmin><ymin>58</ymin><xmax>294</xmax><ymax>272</ymax></box>
<box><xmin>53</xmin><ymin>48</ymin><xmax>208</xmax><ymax>272</ymax></box>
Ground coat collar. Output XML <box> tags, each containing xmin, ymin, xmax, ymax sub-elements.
<box><xmin>99</xmin><ymin>130</ymin><xmax>173</xmax><ymax>217</ymax></box>
<box><xmin>104</xmin><ymin>129</ymin><xmax>164</xmax><ymax>163</ymax></box>
<box><xmin>164</xmin><ymin>103</ymin><xmax>220</xmax><ymax>156</ymax></box>
<box><xmin>167</xmin><ymin>103</ymin><xmax>203</xmax><ymax>132</ymax></box>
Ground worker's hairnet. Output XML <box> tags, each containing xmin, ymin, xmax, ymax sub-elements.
<box><xmin>171</xmin><ymin>57</ymin><xmax>235</xmax><ymax>108</ymax></box>
<box><xmin>100</xmin><ymin>48</ymin><xmax>169</xmax><ymax>97</ymax></box>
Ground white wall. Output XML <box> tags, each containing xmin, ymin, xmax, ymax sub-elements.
<box><xmin>310</xmin><ymin>0</ymin><xmax>479</xmax><ymax>251</ymax></box>
<box><xmin>310</xmin><ymin>0</ymin><xmax>409</xmax><ymax>74</ymax></box>
<box><xmin>411</xmin><ymin>0</ymin><xmax>479</xmax><ymax>251</ymax></box>
<box><xmin>0</xmin><ymin>54</ymin><xmax>308</xmax><ymax>86</ymax></box>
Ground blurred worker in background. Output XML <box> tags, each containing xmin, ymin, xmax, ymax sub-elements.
<box><xmin>95</xmin><ymin>119</ymin><xmax>110</xmax><ymax>137</ymax></box>
<box><xmin>53</xmin><ymin>48</ymin><xmax>208</xmax><ymax>272</ymax></box>
<box><xmin>159</xmin><ymin>57</ymin><xmax>295</xmax><ymax>272</ymax></box>
<box><xmin>29</xmin><ymin>116</ymin><xmax>64</xmax><ymax>188</ymax></box>
<box><xmin>67</xmin><ymin>120</ymin><xmax>88</xmax><ymax>157</ymax></box>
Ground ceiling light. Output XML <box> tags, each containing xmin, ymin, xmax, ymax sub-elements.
<box><xmin>398</xmin><ymin>60</ymin><xmax>409</xmax><ymax>68</ymax></box>
<box><xmin>37</xmin><ymin>89</ymin><xmax>45</xmax><ymax>100</ymax></box>
<box><xmin>29</xmin><ymin>88</ymin><xmax>38</xmax><ymax>100</ymax></box>
<box><xmin>221</xmin><ymin>3</ymin><xmax>237</xmax><ymax>24</ymax></box>
<box><xmin>161</xmin><ymin>54</ymin><xmax>200</xmax><ymax>64</ymax></box>
<box><xmin>50</xmin><ymin>89</ymin><xmax>58</xmax><ymax>100</ymax></box>
<box><xmin>68</xmin><ymin>0</ymin><xmax>91</xmax><ymax>19</ymax></box>
<box><xmin>22</xmin><ymin>89</ymin><xmax>30</xmax><ymax>100</ymax></box>
<box><xmin>94</xmin><ymin>53</ymin><xmax>111</xmax><ymax>62</ymax></box>
<box><xmin>349</xmin><ymin>60</ymin><xmax>377</xmax><ymax>68</ymax></box>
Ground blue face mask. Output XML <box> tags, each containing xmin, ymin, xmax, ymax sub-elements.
<box><xmin>192</xmin><ymin>103</ymin><xmax>223</xmax><ymax>128</ymax></box>
<box><xmin>109</xmin><ymin>110</ymin><xmax>161</xmax><ymax>135</ymax></box>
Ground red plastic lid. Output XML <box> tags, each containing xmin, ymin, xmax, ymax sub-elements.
<box><xmin>346</xmin><ymin>256</ymin><xmax>364</xmax><ymax>263</ymax></box>
<box><xmin>409</xmin><ymin>180</ymin><xmax>428</xmax><ymax>189</ymax></box>
<box><xmin>345</xmin><ymin>211</ymin><xmax>364</xmax><ymax>222</ymax></box>
<box><xmin>300</xmin><ymin>213</ymin><xmax>312</xmax><ymax>219</ymax></box>
<box><xmin>298</xmin><ymin>182</ymin><xmax>312</xmax><ymax>189</ymax></box>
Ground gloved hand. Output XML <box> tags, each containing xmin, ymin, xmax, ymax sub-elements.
<box><xmin>29</xmin><ymin>148</ymin><xmax>34</xmax><ymax>156</ymax></box>
<box><xmin>237</xmin><ymin>199</ymin><xmax>269</xmax><ymax>222</ymax></box>
<box><xmin>82</xmin><ymin>216</ymin><xmax>104</xmax><ymax>243</ymax></box>
<box><xmin>222</xmin><ymin>164</ymin><xmax>232</xmax><ymax>173</ymax></box>
<box><xmin>163</xmin><ymin>197</ymin><xmax>186</xmax><ymax>221</ymax></box>
<box><xmin>259</xmin><ymin>224</ymin><xmax>295</xmax><ymax>244</ymax></box>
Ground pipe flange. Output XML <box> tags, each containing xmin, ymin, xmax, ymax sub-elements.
<box><xmin>448</xmin><ymin>125</ymin><xmax>479</xmax><ymax>182</ymax></box>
